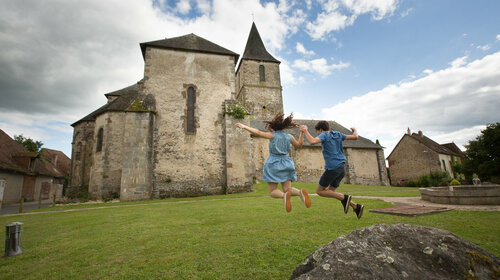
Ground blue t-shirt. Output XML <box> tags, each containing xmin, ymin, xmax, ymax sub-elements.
<box><xmin>318</xmin><ymin>130</ymin><xmax>347</xmax><ymax>170</ymax></box>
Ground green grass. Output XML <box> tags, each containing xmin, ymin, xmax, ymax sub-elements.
<box><xmin>0</xmin><ymin>184</ymin><xmax>497</xmax><ymax>279</ymax></box>
<box><xmin>24</xmin><ymin>182</ymin><xmax>419</xmax><ymax>213</ymax></box>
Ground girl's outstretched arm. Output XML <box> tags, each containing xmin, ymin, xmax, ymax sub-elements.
<box><xmin>291</xmin><ymin>131</ymin><xmax>304</xmax><ymax>148</ymax></box>
<box><xmin>235</xmin><ymin>123</ymin><xmax>274</xmax><ymax>139</ymax></box>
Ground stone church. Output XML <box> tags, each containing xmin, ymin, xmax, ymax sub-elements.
<box><xmin>68</xmin><ymin>23</ymin><xmax>389</xmax><ymax>201</ymax></box>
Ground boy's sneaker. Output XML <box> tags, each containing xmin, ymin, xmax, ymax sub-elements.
<box><xmin>354</xmin><ymin>204</ymin><xmax>364</xmax><ymax>219</ymax></box>
<box><xmin>341</xmin><ymin>194</ymin><xmax>351</xmax><ymax>214</ymax></box>
<box><xmin>299</xmin><ymin>188</ymin><xmax>311</xmax><ymax>208</ymax></box>
<box><xmin>283</xmin><ymin>191</ymin><xmax>292</xmax><ymax>212</ymax></box>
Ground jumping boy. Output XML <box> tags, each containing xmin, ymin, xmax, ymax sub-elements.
<box><xmin>300</xmin><ymin>121</ymin><xmax>364</xmax><ymax>219</ymax></box>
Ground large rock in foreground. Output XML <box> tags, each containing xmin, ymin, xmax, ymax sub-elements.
<box><xmin>290</xmin><ymin>224</ymin><xmax>499</xmax><ymax>280</ymax></box>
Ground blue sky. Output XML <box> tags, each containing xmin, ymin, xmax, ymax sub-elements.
<box><xmin>1</xmin><ymin>0</ymin><xmax>499</xmax><ymax>159</ymax></box>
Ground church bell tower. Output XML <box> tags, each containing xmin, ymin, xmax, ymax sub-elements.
<box><xmin>235</xmin><ymin>23</ymin><xmax>283</xmax><ymax>120</ymax></box>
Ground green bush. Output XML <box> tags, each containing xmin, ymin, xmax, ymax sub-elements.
<box><xmin>226</xmin><ymin>103</ymin><xmax>249</xmax><ymax>119</ymax></box>
<box><xmin>450</xmin><ymin>179</ymin><xmax>461</xmax><ymax>186</ymax></box>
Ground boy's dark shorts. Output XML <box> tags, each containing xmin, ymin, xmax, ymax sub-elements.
<box><xmin>319</xmin><ymin>163</ymin><xmax>345</xmax><ymax>189</ymax></box>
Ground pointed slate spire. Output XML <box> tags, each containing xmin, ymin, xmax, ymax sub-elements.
<box><xmin>241</xmin><ymin>23</ymin><xmax>280</xmax><ymax>63</ymax></box>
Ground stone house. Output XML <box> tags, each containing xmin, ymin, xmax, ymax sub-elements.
<box><xmin>69</xmin><ymin>23</ymin><xmax>389</xmax><ymax>201</ymax></box>
<box><xmin>387</xmin><ymin>130</ymin><xmax>464</xmax><ymax>185</ymax></box>
<box><xmin>0</xmin><ymin>129</ymin><xmax>69</xmax><ymax>206</ymax></box>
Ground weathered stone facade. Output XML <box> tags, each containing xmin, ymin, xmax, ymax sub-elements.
<box><xmin>69</xmin><ymin>23</ymin><xmax>389</xmax><ymax>202</ymax></box>
<box><xmin>387</xmin><ymin>132</ymin><xmax>462</xmax><ymax>185</ymax></box>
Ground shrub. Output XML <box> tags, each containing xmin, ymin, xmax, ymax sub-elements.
<box><xmin>226</xmin><ymin>103</ymin><xmax>249</xmax><ymax>119</ymax></box>
<box><xmin>450</xmin><ymin>179</ymin><xmax>461</xmax><ymax>186</ymax></box>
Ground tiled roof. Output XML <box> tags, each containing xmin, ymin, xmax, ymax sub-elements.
<box><xmin>0</xmin><ymin>129</ymin><xmax>30</xmax><ymax>173</ymax></box>
<box><xmin>441</xmin><ymin>143</ymin><xmax>465</xmax><ymax>158</ymax></box>
<box><xmin>140</xmin><ymin>33</ymin><xmax>239</xmax><ymax>64</ymax></box>
<box><xmin>41</xmin><ymin>148</ymin><xmax>71</xmax><ymax>175</ymax></box>
<box><xmin>249</xmin><ymin>119</ymin><xmax>382</xmax><ymax>149</ymax></box>
<box><xmin>409</xmin><ymin>133</ymin><xmax>459</xmax><ymax>156</ymax></box>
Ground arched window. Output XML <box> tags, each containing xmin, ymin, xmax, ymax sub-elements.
<box><xmin>76</xmin><ymin>142</ymin><xmax>82</xmax><ymax>160</ymax></box>
<box><xmin>96</xmin><ymin>128</ymin><xmax>103</xmax><ymax>152</ymax></box>
<box><xmin>259</xmin><ymin>65</ymin><xmax>265</xmax><ymax>82</ymax></box>
<box><xmin>186</xmin><ymin>87</ymin><xmax>195</xmax><ymax>133</ymax></box>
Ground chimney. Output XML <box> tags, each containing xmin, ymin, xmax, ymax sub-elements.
<box><xmin>407</xmin><ymin>127</ymin><xmax>411</xmax><ymax>135</ymax></box>
<box><xmin>418</xmin><ymin>130</ymin><xmax>423</xmax><ymax>137</ymax></box>
<box><xmin>53</xmin><ymin>154</ymin><xmax>58</xmax><ymax>166</ymax></box>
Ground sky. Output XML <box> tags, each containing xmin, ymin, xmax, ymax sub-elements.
<box><xmin>1</xmin><ymin>0</ymin><xmax>499</xmax><ymax>160</ymax></box>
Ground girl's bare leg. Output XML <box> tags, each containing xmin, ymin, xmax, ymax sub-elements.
<box><xmin>268</xmin><ymin>182</ymin><xmax>285</xmax><ymax>198</ymax></box>
<box><xmin>281</xmin><ymin>181</ymin><xmax>300</xmax><ymax>196</ymax></box>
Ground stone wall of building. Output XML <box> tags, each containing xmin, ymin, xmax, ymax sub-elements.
<box><xmin>236</xmin><ymin>60</ymin><xmax>283</xmax><ymax>120</ymax></box>
<box><xmin>388</xmin><ymin>135</ymin><xmax>441</xmax><ymax>184</ymax></box>
<box><xmin>120</xmin><ymin>112</ymin><xmax>154</xmax><ymax>201</ymax></box>
<box><xmin>346</xmin><ymin>148</ymin><xmax>382</xmax><ymax>185</ymax></box>
<box><xmin>224</xmin><ymin>101</ymin><xmax>254</xmax><ymax>193</ymax></box>
<box><xmin>144</xmin><ymin>47</ymin><xmax>236</xmax><ymax>197</ymax></box>
<box><xmin>293</xmin><ymin>146</ymin><xmax>326</xmax><ymax>184</ymax></box>
<box><xmin>0</xmin><ymin>172</ymin><xmax>23</xmax><ymax>204</ymax></box>
<box><xmin>252</xmin><ymin>137</ymin><xmax>268</xmax><ymax>181</ymax></box>
<box><xmin>89</xmin><ymin>112</ymin><xmax>125</xmax><ymax>199</ymax></box>
<box><xmin>68</xmin><ymin>121</ymin><xmax>94</xmax><ymax>198</ymax></box>
<box><xmin>438</xmin><ymin>153</ymin><xmax>455</xmax><ymax>179</ymax></box>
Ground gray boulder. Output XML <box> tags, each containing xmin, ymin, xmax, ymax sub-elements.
<box><xmin>290</xmin><ymin>224</ymin><xmax>499</xmax><ymax>280</ymax></box>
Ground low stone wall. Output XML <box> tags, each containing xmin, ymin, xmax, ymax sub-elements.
<box><xmin>419</xmin><ymin>185</ymin><xmax>500</xmax><ymax>205</ymax></box>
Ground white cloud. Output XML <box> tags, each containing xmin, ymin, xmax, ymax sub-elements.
<box><xmin>296</xmin><ymin>42</ymin><xmax>315</xmax><ymax>56</ymax></box>
<box><xmin>477</xmin><ymin>44</ymin><xmax>491</xmax><ymax>51</ymax></box>
<box><xmin>320</xmin><ymin>51</ymin><xmax>500</xmax><ymax>155</ymax></box>
<box><xmin>450</xmin><ymin>56</ymin><xmax>468</xmax><ymax>68</ymax></box>
<box><xmin>496</xmin><ymin>34</ymin><xmax>500</xmax><ymax>41</ymax></box>
<box><xmin>400</xmin><ymin>8</ymin><xmax>413</xmax><ymax>17</ymax></box>
<box><xmin>423</xmin><ymin>69</ymin><xmax>433</xmax><ymax>75</ymax></box>
<box><xmin>306</xmin><ymin>0</ymin><xmax>398</xmax><ymax>39</ymax></box>
<box><xmin>175</xmin><ymin>0</ymin><xmax>191</xmax><ymax>14</ymax></box>
<box><xmin>292</xmin><ymin>58</ymin><xmax>350</xmax><ymax>77</ymax></box>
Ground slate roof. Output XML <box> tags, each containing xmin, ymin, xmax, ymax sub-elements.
<box><xmin>140</xmin><ymin>33</ymin><xmax>239</xmax><ymax>64</ymax></box>
<box><xmin>72</xmin><ymin>82</ymin><xmax>141</xmax><ymax>127</ymax></box>
<box><xmin>240</xmin><ymin>22</ymin><xmax>280</xmax><ymax>64</ymax></box>
<box><xmin>249</xmin><ymin>119</ymin><xmax>383</xmax><ymax>149</ymax></box>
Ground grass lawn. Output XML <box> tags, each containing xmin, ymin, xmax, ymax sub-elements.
<box><xmin>1</xmin><ymin>183</ymin><xmax>498</xmax><ymax>279</ymax></box>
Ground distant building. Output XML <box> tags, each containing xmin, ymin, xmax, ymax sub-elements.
<box><xmin>69</xmin><ymin>23</ymin><xmax>389</xmax><ymax>202</ymax></box>
<box><xmin>0</xmin><ymin>129</ymin><xmax>70</xmax><ymax>205</ymax></box>
<box><xmin>387</xmin><ymin>130</ymin><xmax>464</xmax><ymax>185</ymax></box>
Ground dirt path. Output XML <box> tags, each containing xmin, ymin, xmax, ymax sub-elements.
<box><xmin>354</xmin><ymin>195</ymin><xmax>500</xmax><ymax>211</ymax></box>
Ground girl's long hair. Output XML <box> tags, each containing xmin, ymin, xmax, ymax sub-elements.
<box><xmin>264</xmin><ymin>112</ymin><xmax>298</xmax><ymax>131</ymax></box>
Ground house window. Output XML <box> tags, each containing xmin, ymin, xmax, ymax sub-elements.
<box><xmin>186</xmin><ymin>87</ymin><xmax>195</xmax><ymax>133</ymax></box>
<box><xmin>259</xmin><ymin>65</ymin><xmax>265</xmax><ymax>82</ymax></box>
<box><xmin>96</xmin><ymin>128</ymin><xmax>103</xmax><ymax>152</ymax></box>
<box><xmin>442</xmin><ymin>160</ymin><xmax>447</xmax><ymax>171</ymax></box>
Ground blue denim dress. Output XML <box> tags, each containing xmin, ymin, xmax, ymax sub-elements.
<box><xmin>262</xmin><ymin>130</ymin><xmax>297</xmax><ymax>183</ymax></box>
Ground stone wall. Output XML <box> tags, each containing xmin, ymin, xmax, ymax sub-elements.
<box><xmin>120</xmin><ymin>112</ymin><xmax>154</xmax><ymax>201</ymax></box>
<box><xmin>252</xmin><ymin>137</ymin><xmax>268</xmax><ymax>181</ymax></box>
<box><xmin>388</xmin><ymin>135</ymin><xmax>441</xmax><ymax>184</ymax></box>
<box><xmin>347</xmin><ymin>148</ymin><xmax>382</xmax><ymax>185</ymax></box>
<box><xmin>224</xmin><ymin>101</ymin><xmax>254</xmax><ymax>193</ymax></box>
<box><xmin>438</xmin><ymin>153</ymin><xmax>455</xmax><ymax>179</ymax></box>
<box><xmin>144</xmin><ymin>47</ymin><xmax>236</xmax><ymax>197</ymax></box>
<box><xmin>68</xmin><ymin>121</ymin><xmax>94</xmax><ymax>198</ymax></box>
<box><xmin>293</xmin><ymin>146</ymin><xmax>326</xmax><ymax>184</ymax></box>
<box><xmin>89</xmin><ymin>112</ymin><xmax>125</xmax><ymax>199</ymax></box>
<box><xmin>236</xmin><ymin>60</ymin><xmax>283</xmax><ymax>120</ymax></box>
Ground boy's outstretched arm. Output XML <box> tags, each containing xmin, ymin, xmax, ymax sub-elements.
<box><xmin>345</xmin><ymin>127</ymin><xmax>358</xmax><ymax>140</ymax></box>
<box><xmin>300</xmin><ymin>125</ymin><xmax>321</xmax><ymax>145</ymax></box>
<box><xmin>235</xmin><ymin>123</ymin><xmax>273</xmax><ymax>139</ymax></box>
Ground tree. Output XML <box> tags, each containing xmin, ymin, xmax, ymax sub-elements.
<box><xmin>13</xmin><ymin>134</ymin><xmax>44</xmax><ymax>153</ymax></box>
<box><xmin>463</xmin><ymin>122</ymin><xmax>500</xmax><ymax>183</ymax></box>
